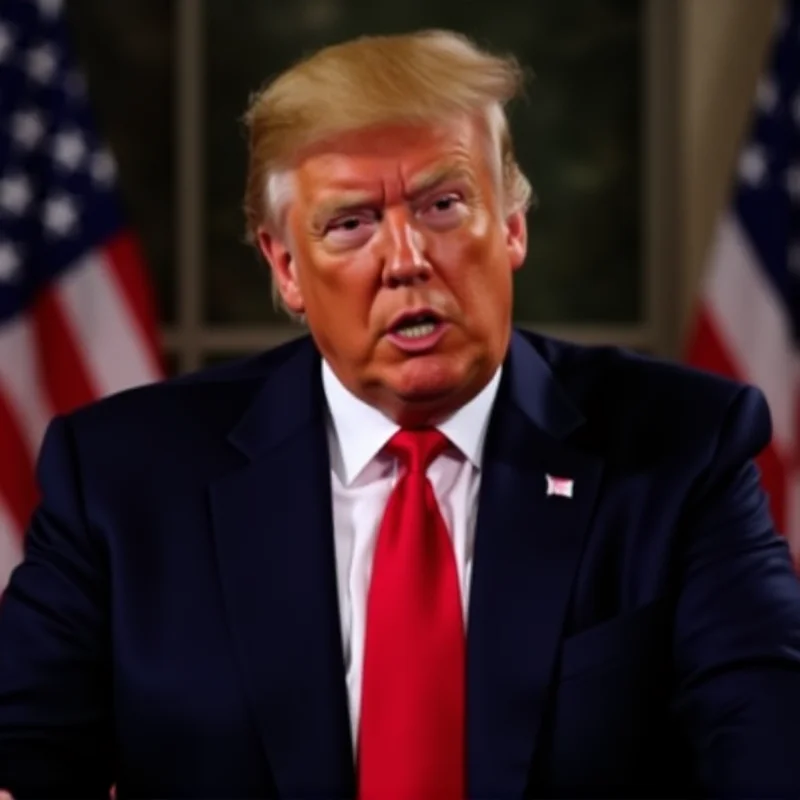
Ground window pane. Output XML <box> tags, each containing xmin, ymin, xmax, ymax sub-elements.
<box><xmin>204</xmin><ymin>0</ymin><xmax>641</xmax><ymax>324</ymax></box>
<box><xmin>67</xmin><ymin>0</ymin><xmax>176</xmax><ymax>324</ymax></box>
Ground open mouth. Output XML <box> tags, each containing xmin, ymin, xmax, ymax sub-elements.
<box><xmin>391</xmin><ymin>312</ymin><xmax>442</xmax><ymax>339</ymax></box>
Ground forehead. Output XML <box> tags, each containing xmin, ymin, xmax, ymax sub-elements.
<box><xmin>290</xmin><ymin>115</ymin><xmax>494</xmax><ymax>199</ymax></box>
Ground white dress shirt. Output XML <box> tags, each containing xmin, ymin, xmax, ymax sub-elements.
<box><xmin>321</xmin><ymin>361</ymin><xmax>501</xmax><ymax>748</ymax></box>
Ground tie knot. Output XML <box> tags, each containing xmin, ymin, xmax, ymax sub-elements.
<box><xmin>387</xmin><ymin>428</ymin><xmax>449</xmax><ymax>474</ymax></box>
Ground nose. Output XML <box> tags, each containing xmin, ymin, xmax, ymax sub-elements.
<box><xmin>381</xmin><ymin>210</ymin><xmax>431</xmax><ymax>288</ymax></box>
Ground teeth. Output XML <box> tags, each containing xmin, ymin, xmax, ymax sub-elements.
<box><xmin>396</xmin><ymin>322</ymin><xmax>437</xmax><ymax>339</ymax></box>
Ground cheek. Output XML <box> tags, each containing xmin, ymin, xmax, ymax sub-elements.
<box><xmin>300</xmin><ymin>246</ymin><xmax>360</xmax><ymax>292</ymax></box>
<box><xmin>429</xmin><ymin>214</ymin><xmax>510</xmax><ymax>295</ymax></box>
<box><xmin>300</xmin><ymin>250</ymin><xmax>378</xmax><ymax>324</ymax></box>
<box><xmin>466</xmin><ymin>206</ymin><xmax>491</xmax><ymax>240</ymax></box>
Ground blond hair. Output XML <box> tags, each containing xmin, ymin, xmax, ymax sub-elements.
<box><xmin>242</xmin><ymin>29</ymin><xmax>532</xmax><ymax>247</ymax></box>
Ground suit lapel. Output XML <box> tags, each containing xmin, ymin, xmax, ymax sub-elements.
<box><xmin>208</xmin><ymin>332</ymin><xmax>602</xmax><ymax>798</ymax></box>
<box><xmin>467</xmin><ymin>332</ymin><xmax>604</xmax><ymax>798</ymax></box>
<box><xmin>209</xmin><ymin>340</ymin><xmax>355</xmax><ymax>798</ymax></box>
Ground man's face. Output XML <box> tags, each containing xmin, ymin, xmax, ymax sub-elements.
<box><xmin>258</xmin><ymin>114</ymin><xmax>527</xmax><ymax>424</ymax></box>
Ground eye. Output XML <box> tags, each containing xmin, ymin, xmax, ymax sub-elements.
<box><xmin>331</xmin><ymin>216</ymin><xmax>364</xmax><ymax>232</ymax></box>
<box><xmin>323</xmin><ymin>211</ymin><xmax>379</xmax><ymax>248</ymax></box>
<box><xmin>431</xmin><ymin>195</ymin><xmax>458</xmax><ymax>212</ymax></box>
<box><xmin>420</xmin><ymin>192</ymin><xmax>466</xmax><ymax>228</ymax></box>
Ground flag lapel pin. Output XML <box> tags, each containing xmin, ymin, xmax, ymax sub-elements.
<box><xmin>546</xmin><ymin>474</ymin><xmax>574</xmax><ymax>499</ymax></box>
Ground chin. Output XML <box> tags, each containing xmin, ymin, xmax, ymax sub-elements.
<box><xmin>388</xmin><ymin>358</ymin><xmax>468</xmax><ymax>403</ymax></box>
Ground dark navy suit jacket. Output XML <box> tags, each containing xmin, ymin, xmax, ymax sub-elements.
<box><xmin>2</xmin><ymin>330</ymin><xmax>800</xmax><ymax>799</ymax></box>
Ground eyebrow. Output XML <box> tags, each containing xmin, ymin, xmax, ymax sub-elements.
<box><xmin>310</xmin><ymin>192</ymin><xmax>378</xmax><ymax>230</ymax></box>
<box><xmin>310</xmin><ymin>164</ymin><xmax>476</xmax><ymax>229</ymax></box>
<box><xmin>405</xmin><ymin>164</ymin><xmax>475</xmax><ymax>199</ymax></box>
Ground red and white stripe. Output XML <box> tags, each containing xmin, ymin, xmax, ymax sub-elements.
<box><xmin>687</xmin><ymin>212</ymin><xmax>800</xmax><ymax>557</ymax></box>
<box><xmin>0</xmin><ymin>232</ymin><xmax>161</xmax><ymax>587</ymax></box>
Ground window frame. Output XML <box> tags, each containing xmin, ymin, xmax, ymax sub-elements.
<box><xmin>163</xmin><ymin>0</ymin><xmax>682</xmax><ymax>373</ymax></box>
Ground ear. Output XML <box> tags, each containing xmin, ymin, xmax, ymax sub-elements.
<box><xmin>505</xmin><ymin>208</ymin><xmax>527</xmax><ymax>271</ymax></box>
<box><xmin>256</xmin><ymin>226</ymin><xmax>305</xmax><ymax>314</ymax></box>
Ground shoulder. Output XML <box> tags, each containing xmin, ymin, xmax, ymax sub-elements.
<box><xmin>520</xmin><ymin>330</ymin><xmax>771</xmax><ymax>463</ymax></box>
<box><xmin>47</xmin><ymin>334</ymin><xmax>315</xmax><ymax>459</ymax></box>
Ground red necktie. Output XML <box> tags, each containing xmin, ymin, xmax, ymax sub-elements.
<box><xmin>358</xmin><ymin>429</ymin><xmax>466</xmax><ymax>800</ymax></box>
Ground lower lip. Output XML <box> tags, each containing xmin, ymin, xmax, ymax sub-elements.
<box><xmin>386</xmin><ymin>322</ymin><xmax>448</xmax><ymax>353</ymax></box>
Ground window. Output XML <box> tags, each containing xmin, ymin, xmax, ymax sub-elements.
<box><xmin>68</xmin><ymin>0</ymin><xmax>679</xmax><ymax>374</ymax></box>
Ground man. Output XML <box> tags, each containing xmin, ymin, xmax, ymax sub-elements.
<box><xmin>2</xmin><ymin>28</ymin><xmax>800</xmax><ymax>800</ymax></box>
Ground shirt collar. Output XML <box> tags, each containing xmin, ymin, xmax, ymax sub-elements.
<box><xmin>322</xmin><ymin>360</ymin><xmax>502</xmax><ymax>486</ymax></box>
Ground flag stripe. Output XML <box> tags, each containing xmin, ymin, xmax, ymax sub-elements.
<box><xmin>32</xmin><ymin>282</ymin><xmax>99</xmax><ymax>416</ymax></box>
<box><xmin>0</xmin><ymin>315</ymin><xmax>54</xmax><ymax>456</ymax></box>
<box><xmin>0</xmin><ymin>493</ymin><xmax>23</xmax><ymax>591</ymax></box>
<box><xmin>789</xmin><ymin>474</ymin><xmax>800</xmax><ymax>560</ymax></box>
<box><xmin>704</xmin><ymin>214</ymin><xmax>798</xmax><ymax>458</ymax></box>
<box><xmin>104</xmin><ymin>231</ymin><xmax>163</xmax><ymax>374</ymax></box>
<box><xmin>688</xmin><ymin>305</ymin><xmax>789</xmax><ymax>532</ymax></box>
<box><xmin>56</xmin><ymin>249</ymin><xmax>162</xmax><ymax>397</ymax></box>
<box><xmin>0</xmin><ymin>386</ymin><xmax>38</xmax><ymax>535</ymax></box>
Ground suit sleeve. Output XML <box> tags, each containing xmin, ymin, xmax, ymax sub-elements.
<box><xmin>0</xmin><ymin>415</ymin><xmax>113</xmax><ymax>799</ymax></box>
<box><xmin>673</xmin><ymin>385</ymin><xmax>800</xmax><ymax>797</ymax></box>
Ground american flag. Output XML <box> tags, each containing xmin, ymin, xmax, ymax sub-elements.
<box><xmin>686</xmin><ymin>0</ymin><xmax>800</xmax><ymax>557</ymax></box>
<box><xmin>0</xmin><ymin>0</ymin><xmax>162</xmax><ymax>590</ymax></box>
